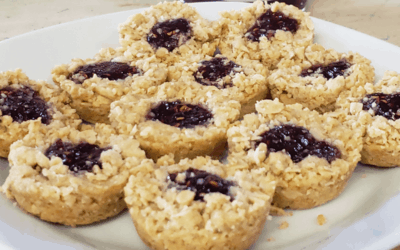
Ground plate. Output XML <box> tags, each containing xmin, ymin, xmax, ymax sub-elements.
<box><xmin>1</xmin><ymin>2</ymin><xmax>400</xmax><ymax>250</ymax></box>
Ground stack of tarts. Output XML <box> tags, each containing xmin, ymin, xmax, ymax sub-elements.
<box><xmin>1</xmin><ymin>0</ymin><xmax>398</xmax><ymax>249</ymax></box>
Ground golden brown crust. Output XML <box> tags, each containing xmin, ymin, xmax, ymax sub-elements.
<box><xmin>269</xmin><ymin>44</ymin><xmax>375</xmax><ymax>112</ymax></box>
<box><xmin>168</xmin><ymin>54</ymin><xmax>269</xmax><ymax>117</ymax></box>
<box><xmin>0</xmin><ymin>69</ymin><xmax>80</xmax><ymax>158</ymax></box>
<box><xmin>227</xmin><ymin>99</ymin><xmax>363</xmax><ymax>209</ymax></box>
<box><xmin>124</xmin><ymin>155</ymin><xmax>276</xmax><ymax>250</ymax></box>
<box><xmin>218</xmin><ymin>0</ymin><xmax>314</xmax><ymax>68</ymax></box>
<box><xmin>2</xmin><ymin>124</ymin><xmax>146</xmax><ymax>226</ymax></box>
<box><xmin>52</xmin><ymin>47</ymin><xmax>167</xmax><ymax>124</ymax></box>
<box><xmin>340</xmin><ymin>71</ymin><xmax>400</xmax><ymax>167</ymax></box>
<box><xmin>118</xmin><ymin>1</ymin><xmax>219</xmax><ymax>64</ymax></box>
<box><xmin>109</xmin><ymin>81</ymin><xmax>241</xmax><ymax>161</ymax></box>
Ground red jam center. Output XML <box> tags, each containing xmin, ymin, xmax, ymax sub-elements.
<box><xmin>44</xmin><ymin>139</ymin><xmax>111</xmax><ymax>173</ymax></box>
<box><xmin>146</xmin><ymin>101</ymin><xmax>213</xmax><ymax>128</ymax></box>
<box><xmin>193</xmin><ymin>57</ymin><xmax>241</xmax><ymax>89</ymax></box>
<box><xmin>300</xmin><ymin>60</ymin><xmax>351</xmax><ymax>79</ymax></box>
<box><xmin>0</xmin><ymin>86</ymin><xmax>51</xmax><ymax>125</ymax></box>
<box><xmin>255</xmin><ymin>124</ymin><xmax>341</xmax><ymax>163</ymax></box>
<box><xmin>167</xmin><ymin>168</ymin><xmax>235</xmax><ymax>201</ymax></box>
<box><xmin>362</xmin><ymin>93</ymin><xmax>400</xmax><ymax>120</ymax></box>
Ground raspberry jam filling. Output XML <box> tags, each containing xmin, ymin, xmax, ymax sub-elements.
<box><xmin>44</xmin><ymin>139</ymin><xmax>111</xmax><ymax>173</ymax></box>
<box><xmin>68</xmin><ymin>61</ymin><xmax>141</xmax><ymax>84</ymax></box>
<box><xmin>146</xmin><ymin>101</ymin><xmax>213</xmax><ymax>128</ymax></box>
<box><xmin>0</xmin><ymin>86</ymin><xmax>51</xmax><ymax>125</ymax></box>
<box><xmin>362</xmin><ymin>93</ymin><xmax>400</xmax><ymax>120</ymax></box>
<box><xmin>245</xmin><ymin>9</ymin><xmax>299</xmax><ymax>42</ymax></box>
<box><xmin>147</xmin><ymin>18</ymin><xmax>192</xmax><ymax>52</ymax></box>
<box><xmin>193</xmin><ymin>57</ymin><xmax>241</xmax><ymax>89</ymax></box>
<box><xmin>255</xmin><ymin>124</ymin><xmax>341</xmax><ymax>163</ymax></box>
<box><xmin>167</xmin><ymin>168</ymin><xmax>235</xmax><ymax>201</ymax></box>
<box><xmin>300</xmin><ymin>60</ymin><xmax>351</xmax><ymax>79</ymax></box>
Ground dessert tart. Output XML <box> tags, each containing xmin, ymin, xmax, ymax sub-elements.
<box><xmin>2</xmin><ymin>124</ymin><xmax>146</xmax><ymax>226</ymax></box>
<box><xmin>269</xmin><ymin>44</ymin><xmax>375</xmax><ymax>113</ymax></box>
<box><xmin>118</xmin><ymin>1</ymin><xmax>219</xmax><ymax>64</ymax></box>
<box><xmin>52</xmin><ymin>47</ymin><xmax>167</xmax><ymax>124</ymax></box>
<box><xmin>338</xmin><ymin>71</ymin><xmax>400</xmax><ymax>167</ymax></box>
<box><xmin>227</xmin><ymin>99</ymin><xmax>363</xmax><ymax>209</ymax></box>
<box><xmin>168</xmin><ymin>54</ymin><xmax>269</xmax><ymax>116</ymax></box>
<box><xmin>124</xmin><ymin>155</ymin><xmax>276</xmax><ymax>250</ymax></box>
<box><xmin>0</xmin><ymin>69</ymin><xmax>80</xmax><ymax>158</ymax></box>
<box><xmin>218</xmin><ymin>0</ymin><xmax>314</xmax><ymax>69</ymax></box>
<box><xmin>109</xmin><ymin>81</ymin><xmax>241</xmax><ymax>161</ymax></box>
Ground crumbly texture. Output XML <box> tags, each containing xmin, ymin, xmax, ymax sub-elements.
<box><xmin>227</xmin><ymin>99</ymin><xmax>363</xmax><ymax>209</ymax></box>
<box><xmin>118</xmin><ymin>1</ymin><xmax>219</xmax><ymax>65</ymax></box>
<box><xmin>339</xmin><ymin>71</ymin><xmax>400</xmax><ymax>167</ymax></box>
<box><xmin>2</xmin><ymin>124</ymin><xmax>146</xmax><ymax>226</ymax></box>
<box><xmin>218</xmin><ymin>0</ymin><xmax>314</xmax><ymax>69</ymax></box>
<box><xmin>317</xmin><ymin>214</ymin><xmax>327</xmax><ymax>225</ymax></box>
<box><xmin>168</xmin><ymin>54</ymin><xmax>269</xmax><ymax>117</ymax></box>
<box><xmin>109</xmin><ymin>81</ymin><xmax>241</xmax><ymax>162</ymax></box>
<box><xmin>278</xmin><ymin>221</ymin><xmax>289</xmax><ymax>230</ymax></box>
<box><xmin>52</xmin><ymin>47</ymin><xmax>167</xmax><ymax>124</ymax></box>
<box><xmin>124</xmin><ymin>155</ymin><xmax>276</xmax><ymax>250</ymax></box>
<box><xmin>269</xmin><ymin>44</ymin><xmax>375</xmax><ymax>113</ymax></box>
<box><xmin>0</xmin><ymin>69</ymin><xmax>81</xmax><ymax>158</ymax></box>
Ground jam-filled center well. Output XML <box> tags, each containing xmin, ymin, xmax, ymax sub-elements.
<box><xmin>193</xmin><ymin>57</ymin><xmax>241</xmax><ymax>89</ymax></box>
<box><xmin>68</xmin><ymin>61</ymin><xmax>141</xmax><ymax>84</ymax></box>
<box><xmin>146</xmin><ymin>101</ymin><xmax>213</xmax><ymax>128</ymax></box>
<box><xmin>167</xmin><ymin>168</ymin><xmax>235</xmax><ymax>201</ymax></box>
<box><xmin>0</xmin><ymin>86</ymin><xmax>51</xmax><ymax>125</ymax></box>
<box><xmin>255</xmin><ymin>124</ymin><xmax>341</xmax><ymax>163</ymax></box>
<box><xmin>44</xmin><ymin>139</ymin><xmax>111</xmax><ymax>173</ymax></box>
<box><xmin>147</xmin><ymin>18</ymin><xmax>192</xmax><ymax>52</ymax></box>
<box><xmin>300</xmin><ymin>60</ymin><xmax>351</xmax><ymax>79</ymax></box>
<box><xmin>245</xmin><ymin>9</ymin><xmax>299</xmax><ymax>42</ymax></box>
<box><xmin>362</xmin><ymin>93</ymin><xmax>400</xmax><ymax>120</ymax></box>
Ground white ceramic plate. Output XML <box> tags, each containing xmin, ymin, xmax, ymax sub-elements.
<box><xmin>1</xmin><ymin>2</ymin><xmax>400</xmax><ymax>250</ymax></box>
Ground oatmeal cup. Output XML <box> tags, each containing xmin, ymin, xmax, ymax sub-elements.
<box><xmin>2</xmin><ymin>123</ymin><xmax>146</xmax><ymax>226</ymax></box>
<box><xmin>118</xmin><ymin>1</ymin><xmax>219</xmax><ymax>65</ymax></box>
<box><xmin>338</xmin><ymin>71</ymin><xmax>400</xmax><ymax>167</ymax></box>
<box><xmin>52</xmin><ymin>47</ymin><xmax>168</xmax><ymax>124</ymax></box>
<box><xmin>124</xmin><ymin>155</ymin><xmax>276</xmax><ymax>250</ymax></box>
<box><xmin>168</xmin><ymin>54</ymin><xmax>269</xmax><ymax>116</ymax></box>
<box><xmin>109</xmin><ymin>81</ymin><xmax>241</xmax><ymax>162</ymax></box>
<box><xmin>218</xmin><ymin>0</ymin><xmax>314</xmax><ymax>69</ymax></box>
<box><xmin>227</xmin><ymin>99</ymin><xmax>363</xmax><ymax>209</ymax></box>
<box><xmin>269</xmin><ymin>44</ymin><xmax>375</xmax><ymax>113</ymax></box>
<box><xmin>0</xmin><ymin>69</ymin><xmax>80</xmax><ymax>158</ymax></box>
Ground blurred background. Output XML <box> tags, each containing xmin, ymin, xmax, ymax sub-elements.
<box><xmin>0</xmin><ymin>0</ymin><xmax>399</xmax><ymax>47</ymax></box>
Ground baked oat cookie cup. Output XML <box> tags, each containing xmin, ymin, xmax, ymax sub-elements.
<box><xmin>168</xmin><ymin>54</ymin><xmax>269</xmax><ymax>116</ymax></box>
<box><xmin>52</xmin><ymin>47</ymin><xmax>167</xmax><ymax>124</ymax></box>
<box><xmin>218</xmin><ymin>0</ymin><xmax>314</xmax><ymax>68</ymax></box>
<box><xmin>269</xmin><ymin>44</ymin><xmax>375</xmax><ymax>113</ymax></box>
<box><xmin>2</xmin><ymin>124</ymin><xmax>146</xmax><ymax>226</ymax></box>
<box><xmin>0</xmin><ymin>69</ymin><xmax>80</xmax><ymax>158</ymax></box>
<box><xmin>124</xmin><ymin>155</ymin><xmax>276</xmax><ymax>250</ymax></box>
<box><xmin>227</xmin><ymin>99</ymin><xmax>363</xmax><ymax>209</ymax></box>
<box><xmin>109</xmin><ymin>81</ymin><xmax>241</xmax><ymax>161</ymax></box>
<box><xmin>339</xmin><ymin>71</ymin><xmax>400</xmax><ymax>167</ymax></box>
<box><xmin>118</xmin><ymin>1</ymin><xmax>219</xmax><ymax>64</ymax></box>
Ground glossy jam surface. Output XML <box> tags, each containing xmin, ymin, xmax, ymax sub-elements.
<box><xmin>300</xmin><ymin>60</ymin><xmax>351</xmax><ymax>79</ymax></box>
<box><xmin>147</xmin><ymin>18</ymin><xmax>192</xmax><ymax>52</ymax></box>
<box><xmin>0</xmin><ymin>86</ymin><xmax>51</xmax><ymax>124</ymax></box>
<box><xmin>362</xmin><ymin>93</ymin><xmax>400</xmax><ymax>120</ymax></box>
<box><xmin>245</xmin><ymin>9</ymin><xmax>299</xmax><ymax>42</ymax></box>
<box><xmin>146</xmin><ymin>101</ymin><xmax>213</xmax><ymax>128</ymax></box>
<box><xmin>256</xmin><ymin>124</ymin><xmax>341</xmax><ymax>163</ymax></box>
<box><xmin>68</xmin><ymin>61</ymin><xmax>140</xmax><ymax>84</ymax></box>
<box><xmin>167</xmin><ymin>168</ymin><xmax>235</xmax><ymax>201</ymax></box>
<box><xmin>44</xmin><ymin>139</ymin><xmax>111</xmax><ymax>173</ymax></box>
<box><xmin>193</xmin><ymin>57</ymin><xmax>241</xmax><ymax>89</ymax></box>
